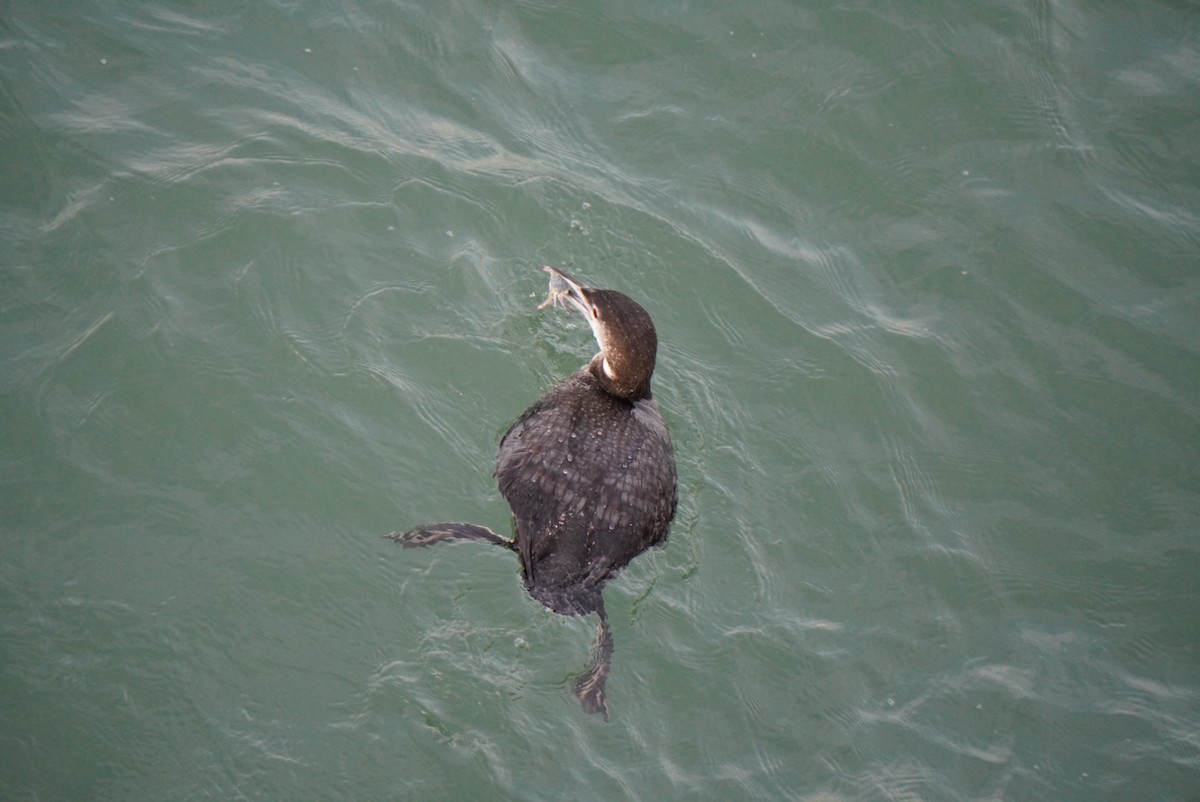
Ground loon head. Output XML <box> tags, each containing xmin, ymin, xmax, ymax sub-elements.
<box><xmin>539</xmin><ymin>265</ymin><xmax>658</xmax><ymax>401</ymax></box>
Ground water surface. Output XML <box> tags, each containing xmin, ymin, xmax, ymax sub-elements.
<box><xmin>2</xmin><ymin>0</ymin><xmax>1199</xmax><ymax>799</ymax></box>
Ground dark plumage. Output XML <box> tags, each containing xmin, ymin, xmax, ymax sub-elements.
<box><xmin>388</xmin><ymin>266</ymin><xmax>677</xmax><ymax>718</ymax></box>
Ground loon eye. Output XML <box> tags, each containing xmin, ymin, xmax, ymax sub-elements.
<box><xmin>591</xmin><ymin>306</ymin><xmax>601</xmax><ymax>320</ymax></box>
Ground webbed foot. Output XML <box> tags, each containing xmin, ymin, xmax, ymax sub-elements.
<box><xmin>572</xmin><ymin>606</ymin><xmax>614</xmax><ymax>721</ymax></box>
<box><xmin>573</xmin><ymin>667</ymin><xmax>609</xmax><ymax>720</ymax></box>
<box><xmin>385</xmin><ymin>522</ymin><xmax>515</xmax><ymax>550</ymax></box>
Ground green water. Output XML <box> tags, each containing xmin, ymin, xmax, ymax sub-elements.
<box><xmin>3</xmin><ymin>0</ymin><xmax>1198</xmax><ymax>799</ymax></box>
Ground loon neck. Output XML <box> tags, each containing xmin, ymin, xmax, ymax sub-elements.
<box><xmin>588</xmin><ymin>353</ymin><xmax>652</xmax><ymax>401</ymax></box>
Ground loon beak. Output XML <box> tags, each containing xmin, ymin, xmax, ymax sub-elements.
<box><xmin>537</xmin><ymin>265</ymin><xmax>594</xmax><ymax>318</ymax></box>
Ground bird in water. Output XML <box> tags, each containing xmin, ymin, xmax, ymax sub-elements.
<box><xmin>387</xmin><ymin>266</ymin><xmax>677</xmax><ymax>719</ymax></box>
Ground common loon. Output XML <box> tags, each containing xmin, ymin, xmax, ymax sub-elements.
<box><xmin>388</xmin><ymin>266</ymin><xmax>678</xmax><ymax>719</ymax></box>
